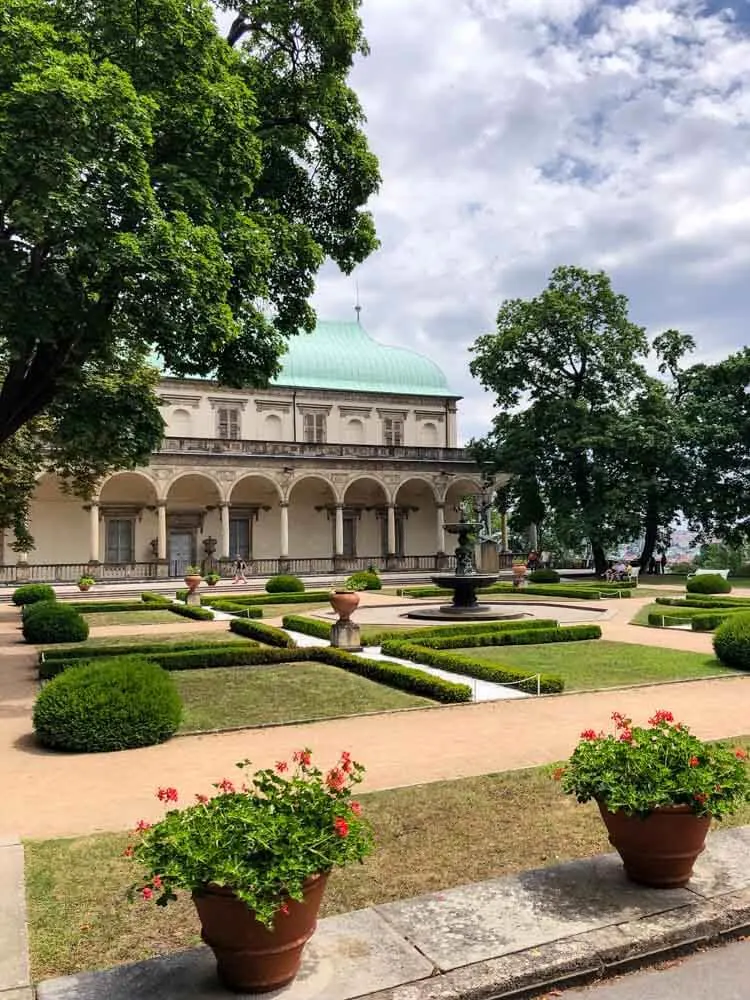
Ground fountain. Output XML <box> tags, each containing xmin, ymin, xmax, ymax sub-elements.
<box><xmin>406</xmin><ymin>519</ymin><xmax>525</xmax><ymax>622</ymax></box>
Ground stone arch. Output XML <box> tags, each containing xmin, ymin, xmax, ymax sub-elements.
<box><xmin>394</xmin><ymin>477</ymin><xmax>438</xmax><ymax>558</ymax></box>
<box><xmin>342</xmin><ymin>476</ymin><xmax>390</xmax><ymax>560</ymax></box>
<box><xmin>440</xmin><ymin>476</ymin><xmax>484</xmax><ymax>507</ymax></box>
<box><xmin>341</xmin><ymin>474</ymin><xmax>390</xmax><ymax>505</ymax></box>
<box><xmin>230</xmin><ymin>473</ymin><xmax>282</xmax><ymax>504</ymax></box>
<box><xmin>164</xmin><ymin>473</ymin><xmax>224</xmax><ymax>571</ymax></box>
<box><xmin>394</xmin><ymin>475</ymin><xmax>438</xmax><ymax>504</ymax></box>
<box><xmin>287</xmin><ymin>475</ymin><xmax>338</xmax><ymax>561</ymax></box>
<box><xmin>99</xmin><ymin>470</ymin><xmax>158</xmax><ymax>504</ymax></box>
<box><xmin>164</xmin><ymin>471</ymin><xmax>223</xmax><ymax>504</ymax></box>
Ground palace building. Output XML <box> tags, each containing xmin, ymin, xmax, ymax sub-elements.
<box><xmin>17</xmin><ymin>321</ymin><xmax>486</xmax><ymax>581</ymax></box>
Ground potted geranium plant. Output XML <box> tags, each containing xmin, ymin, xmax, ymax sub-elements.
<box><xmin>204</xmin><ymin>571</ymin><xmax>221</xmax><ymax>587</ymax></box>
<box><xmin>183</xmin><ymin>565</ymin><xmax>202</xmax><ymax>592</ymax></box>
<box><xmin>128</xmin><ymin>750</ymin><xmax>373</xmax><ymax>993</ymax></box>
<box><xmin>559</xmin><ymin>710</ymin><xmax>750</xmax><ymax>888</ymax></box>
<box><xmin>77</xmin><ymin>575</ymin><xmax>95</xmax><ymax>592</ymax></box>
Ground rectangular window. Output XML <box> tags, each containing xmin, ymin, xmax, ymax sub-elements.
<box><xmin>217</xmin><ymin>407</ymin><xmax>241</xmax><ymax>440</ymax></box>
<box><xmin>105</xmin><ymin>519</ymin><xmax>134</xmax><ymax>563</ymax></box>
<box><xmin>383</xmin><ymin>417</ymin><xmax>404</xmax><ymax>446</ymax></box>
<box><xmin>303</xmin><ymin>412</ymin><xmax>326</xmax><ymax>443</ymax></box>
<box><xmin>229</xmin><ymin>519</ymin><xmax>252</xmax><ymax>560</ymax></box>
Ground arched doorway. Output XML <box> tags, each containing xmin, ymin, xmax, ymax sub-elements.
<box><xmin>165</xmin><ymin>473</ymin><xmax>222</xmax><ymax>575</ymax></box>
<box><xmin>342</xmin><ymin>477</ymin><xmax>389</xmax><ymax>563</ymax></box>
<box><xmin>228</xmin><ymin>475</ymin><xmax>282</xmax><ymax>561</ymax></box>
<box><xmin>99</xmin><ymin>472</ymin><xmax>159</xmax><ymax>566</ymax></box>
<box><xmin>394</xmin><ymin>478</ymin><xmax>438</xmax><ymax>557</ymax></box>
<box><xmin>287</xmin><ymin>476</ymin><xmax>337</xmax><ymax>565</ymax></box>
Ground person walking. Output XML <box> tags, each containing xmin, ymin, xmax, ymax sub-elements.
<box><xmin>232</xmin><ymin>555</ymin><xmax>248</xmax><ymax>584</ymax></box>
<box><xmin>660</xmin><ymin>550</ymin><xmax>668</xmax><ymax>574</ymax></box>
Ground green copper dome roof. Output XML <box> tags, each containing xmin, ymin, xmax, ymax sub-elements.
<box><xmin>272</xmin><ymin>321</ymin><xmax>453</xmax><ymax>396</ymax></box>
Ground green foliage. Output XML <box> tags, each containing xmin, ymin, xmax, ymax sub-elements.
<box><xmin>77</xmin><ymin>576</ymin><xmax>95</xmax><ymax>587</ymax></box>
<box><xmin>22</xmin><ymin>603</ymin><xmax>88</xmax><ymax>644</ymax></box>
<box><xmin>282</xmin><ymin>615</ymin><xmax>332</xmax><ymax>640</ymax></box>
<box><xmin>206</xmin><ymin>590</ymin><xmax>329</xmax><ymax>606</ymax></box>
<box><xmin>690</xmin><ymin>612</ymin><xmax>747</xmax><ymax>633</ymax></box>
<box><xmin>406</xmin><ymin>624</ymin><xmax>601</xmax><ymax>650</ymax></box>
<box><xmin>0</xmin><ymin>0</ymin><xmax>379</xmax><ymax>539</ymax></box>
<box><xmin>230</xmin><ymin>618</ymin><xmax>296</xmax><ymax>647</ymax></box>
<box><xmin>380</xmin><ymin>641</ymin><xmax>564</xmax><ymax>694</ymax></box>
<box><xmin>713</xmin><ymin>614</ymin><xmax>750</xmax><ymax>671</ymax></box>
<box><xmin>668</xmin><ymin>562</ymin><xmax>696</xmax><ymax>576</ymax></box>
<box><xmin>39</xmin><ymin>640</ymin><xmax>257</xmax><ymax>678</ymax></box>
<box><xmin>281</xmin><ymin>615</ymin><xmax>564</xmax><ymax>647</ymax></box>
<box><xmin>169</xmin><ymin>604</ymin><xmax>214</xmax><ymax>621</ymax></box>
<box><xmin>528</xmin><ymin>568</ymin><xmax>561</xmax><ymax>583</ymax></box>
<box><xmin>130</xmin><ymin>753</ymin><xmax>374</xmax><ymax>928</ymax></box>
<box><xmin>265</xmin><ymin>575</ymin><xmax>305</xmax><ymax>594</ymax></box>
<box><xmin>204</xmin><ymin>573</ymin><xmax>221</xmax><ymax>585</ymax></box>
<box><xmin>319</xmin><ymin>647</ymin><xmax>470</xmax><ymax>703</ymax></box>
<box><xmin>205</xmin><ymin>600</ymin><xmax>263</xmax><ymax>617</ymax></box>
<box><xmin>560</xmin><ymin>711</ymin><xmax>750</xmax><ymax>818</ymax></box>
<box><xmin>141</xmin><ymin>593</ymin><xmax>172</xmax><ymax>605</ymax></box>
<box><xmin>68</xmin><ymin>601</ymin><xmax>153</xmax><ymax>613</ymax></box>
<box><xmin>12</xmin><ymin>583</ymin><xmax>55</xmax><ymax>606</ymax></box>
<box><xmin>686</xmin><ymin>574</ymin><xmax>732</xmax><ymax>595</ymax></box>
<box><xmin>344</xmin><ymin>570</ymin><xmax>382</xmax><ymax>591</ymax></box>
<box><xmin>33</xmin><ymin>657</ymin><xmax>182</xmax><ymax>752</ymax></box>
<box><xmin>655</xmin><ymin>596</ymin><xmax>750</xmax><ymax>608</ymax></box>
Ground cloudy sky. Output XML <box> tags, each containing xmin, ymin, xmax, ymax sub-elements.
<box><xmin>218</xmin><ymin>1</ymin><xmax>750</xmax><ymax>442</ymax></box>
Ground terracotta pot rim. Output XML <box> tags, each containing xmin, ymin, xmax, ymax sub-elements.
<box><xmin>597</xmin><ymin>801</ymin><xmax>703</xmax><ymax>817</ymax></box>
<box><xmin>195</xmin><ymin>872</ymin><xmax>329</xmax><ymax>899</ymax></box>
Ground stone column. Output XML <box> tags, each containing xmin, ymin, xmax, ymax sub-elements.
<box><xmin>89</xmin><ymin>502</ymin><xmax>100</xmax><ymax>563</ymax></box>
<box><xmin>435</xmin><ymin>502</ymin><xmax>446</xmax><ymax>554</ymax></box>
<box><xmin>387</xmin><ymin>504</ymin><xmax>397</xmax><ymax>555</ymax></box>
<box><xmin>334</xmin><ymin>503</ymin><xmax>344</xmax><ymax>556</ymax></box>
<box><xmin>157</xmin><ymin>502</ymin><xmax>168</xmax><ymax>560</ymax></box>
<box><xmin>219</xmin><ymin>502</ymin><xmax>230</xmax><ymax>559</ymax></box>
<box><xmin>279</xmin><ymin>501</ymin><xmax>289</xmax><ymax>560</ymax></box>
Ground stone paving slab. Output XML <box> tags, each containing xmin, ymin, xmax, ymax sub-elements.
<box><xmin>36</xmin><ymin>908</ymin><xmax>434</xmax><ymax>1000</ymax></box>
<box><xmin>0</xmin><ymin>839</ymin><xmax>29</xmax><ymax>994</ymax></box>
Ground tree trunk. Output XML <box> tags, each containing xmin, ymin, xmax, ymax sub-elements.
<box><xmin>591</xmin><ymin>541</ymin><xmax>607</xmax><ymax>577</ymax></box>
<box><xmin>639</xmin><ymin>497</ymin><xmax>659</xmax><ymax>571</ymax></box>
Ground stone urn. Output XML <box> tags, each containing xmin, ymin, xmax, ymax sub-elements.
<box><xmin>184</xmin><ymin>574</ymin><xmax>202</xmax><ymax>593</ymax></box>
<box><xmin>512</xmin><ymin>563</ymin><xmax>527</xmax><ymax>587</ymax></box>
<box><xmin>329</xmin><ymin>590</ymin><xmax>360</xmax><ymax>621</ymax></box>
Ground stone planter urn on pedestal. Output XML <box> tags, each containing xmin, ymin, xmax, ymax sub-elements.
<box><xmin>329</xmin><ymin>590</ymin><xmax>362</xmax><ymax>651</ymax></box>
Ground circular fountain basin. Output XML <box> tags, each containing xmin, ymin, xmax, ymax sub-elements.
<box><xmin>405</xmin><ymin>573</ymin><xmax>524</xmax><ymax>622</ymax></box>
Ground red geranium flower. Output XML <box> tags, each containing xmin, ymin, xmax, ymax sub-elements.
<box><xmin>333</xmin><ymin>817</ymin><xmax>349</xmax><ymax>838</ymax></box>
<box><xmin>156</xmin><ymin>787</ymin><xmax>178</xmax><ymax>803</ymax></box>
<box><xmin>618</xmin><ymin>728</ymin><xmax>633</xmax><ymax>744</ymax></box>
<box><xmin>195</xmin><ymin>793</ymin><xmax>209</xmax><ymax>804</ymax></box>
<box><xmin>142</xmin><ymin>887</ymin><xmax>153</xmax><ymax>900</ymax></box>
<box><xmin>217</xmin><ymin>778</ymin><xmax>235</xmax><ymax>794</ymax></box>
<box><xmin>135</xmin><ymin>820</ymin><xmax>151</xmax><ymax>832</ymax></box>
<box><xmin>293</xmin><ymin>749</ymin><xmax>312</xmax><ymax>766</ymax></box>
<box><xmin>123</xmin><ymin>845</ymin><xmax>134</xmax><ymax>858</ymax></box>
<box><xmin>350</xmin><ymin>801</ymin><xmax>362</xmax><ymax>816</ymax></box>
<box><xmin>694</xmin><ymin>792</ymin><xmax>707</xmax><ymax>804</ymax></box>
<box><xmin>326</xmin><ymin>767</ymin><xmax>346</xmax><ymax>792</ymax></box>
<box><xmin>152</xmin><ymin>876</ymin><xmax>163</xmax><ymax>890</ymax></box>
<box><xmin>689</xmin><ymin>756</ymin><xmax>700</xmax><ymax>767</ymax></box>
<box><xmin>278</xmin><ymin>903</ymin><xmax>290</xmax><ymax>917</ymax></box>
<box><xmin>735</xmin><ymin>748</ymin><xmax>748</xmax><ymax>760</ymax></box>
<box><xmin>340</xmin><ymin>751</ymin><xmax>353</xmax><ymax>773</ymax></box>
<box><xmin>580</xmin><ymin>729</ymin><xmax>598</xmax><ymax>741</ymax></box>
<box><xmin>276</xmin><ymin>761</ymin><xmax>288</xmax><ymax>773</ymax></box>
<box><xmin>648</xmin><ymin>710</ymin><xmax>675</xmax><ymax>726</ymax></box>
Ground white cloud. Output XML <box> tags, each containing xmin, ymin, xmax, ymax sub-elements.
<box><xmin>216</xmin><ymin>2</ymin><xmax>750</xmax><ymax>442</ymax></box>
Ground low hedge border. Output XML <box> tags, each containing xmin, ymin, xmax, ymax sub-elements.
<box><xmin>39</xmin><ymin>640</ymin><xmax>258</xmax><ymax>679</ymax></box>
<box><xmin>67</xmin><ymin>601</ymin><xmax>152</xmax><ymax>613</ymax></box>
<box><xmin>404</xmin><ymin>624</ymin><xmax>602</xmax><ymax>650</ymax></box>
<box><xmin>280</xmin><ymin>615</ymin><xmax>563</xmax><ymax>645</ymax></box>
<box><xmin>229</xmin><ymin>618</ymin><xmax>296</xmax><ymax>648</ymax></box>
<box><xmin>690</xmin><ymin>611</ymin><xmax>749</xmax><ymax>632</ymax></box>
<box><xmin>141</xmin><ymin>593</ymin><xmax>173</xmax><ymax>605</ymax></box>
<box><xmin>40</xmin><ymin>637</ymin><xmax>252</xmax><ymax>664</ymax></box>
<box><xmin>40</xmin><ymin>645</ymin><xmax>470</xmax><ymax>704</ymax></box>
<box><xmin>205</xmin><ymin>600</ymin><xmax>263</xmax><ymax>618</ymax></box>
<box><xmin>647</xmin><ymin>612</ymin><xmax>698</xmax><ymax>628</ymax></box>
<box><xmin>379</xmin><ymin>640</ymin><xmax>564</xmax><ymax>694</ymax></box>
<box><xmin>168</xmin><ymin>604</ymin><xmax>215</xmax><ymax>621</ymax></box>
<box><xmin>175</xmin><ymin>590</ymin><xmax>331</xmax><ymax>606</ymax></box>
<box><xmin>655</xmin><ymin>596</ymin><xmax>750</xmax><ymax>609</ymax></box>
<box><xmin>647</xmin><ymin>607</ymin><xmax>749</xmax><ymax>630</ymax></box>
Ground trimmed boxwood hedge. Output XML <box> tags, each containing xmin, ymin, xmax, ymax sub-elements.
<box><xmin>67</xmin><ymin>601</ymin><xmax>151</xmax><ymax>613</ymax></box>
<box><xmin>399</xmin><ymin>583</ymin><xmax>626</xmax><ymax>601</ymax></box>
<box><xmin>690</xmin><ymin>611</ymin><xmax>748</xmax><ymax>632</ymax></box>
<box><xmin>38</xmin><ymin>639</ymin><xmax>259</xmax><ymax>679</ymax></box>
<box><xmin>23</xmin><ymin>603</ymin><xmax>89</xmax><ymax>644</ymax></box>
<box><xmin>282</xmin><ymin>615</ymin><xmax>333</xmax><ymax>639</ymax></box>
<box><xmin>266</xmin><ymin>574</ymin><xmax>305</xmax><ymax>594</ymax></box>
<box><xmin>169</xmin><ymin>603</ymin><xmax>215</xmax><ymax>621</ymax></box>
<box><xmin>656</xmin><ymin>596</ymin><xmax>750</xmax><ymax>609</ymax></box>
<box><xmin>528</xmin><ymin>569</ymin><xmax>561</xmax><ymax>584</ymax></box>
<box><xmin>141</xmin><ymin>592</ymin><xmax>173</xmax><ymax>605</ymax></box>
<box><xmin>205</xmin><ymin>600</ymin><xmax>263</xmax><ymax>618</ymax></box>
<box><xmin>405</xmin><ymin>624</ymin><xmax>602</xmax><ymax>650</ymax></box>
<box><xmin>230</xmin><ymin>618</ymin><xmax>296</xmax><ymax>647</ymax></box>
<box><xmin>33</xmin><ymin>656</ymin><xmax>182</xmax><ymax>752</ymax></box>
<box><xmin>380</xmin><ymin>640</ymin><xmax>564</xmax><ymax>694</ymax></box>
<box><xmin>12</xmin><ymin>583</ymin><xmax>55</xmax><ymax>606</ymax></box>
<box><xmin>280</xmin><ymin>615</ymin><xmax>564</xmax><ymax>645</ymax></box>
<box><xmin>686</xmin><ymin>574</ymin><xmax>732</xmax><ymax>595</ymax></box>
<box><xmin>713</xmin><ymin>613</ymin><xmax>750</xmax><ymax>670</ymax></box>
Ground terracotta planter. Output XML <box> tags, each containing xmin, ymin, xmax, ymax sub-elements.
<box><xmin>329</xmin><ymin>590</ymin><xmax>360</xmax><ymax>621</ymax></box>
<box><xmin>598</xmin><ymin>801</ymin><xmax>710</xmax><ymax>888</ymax></box>
<box><xmin>77</xmin><ymin>584</ymin><xmax>91</xmax><ymax>592</ymax></box>
<box><xmin>192</xmin><ymin>873</ymin><xmax>329</xmax><ymax>993</ymax></box>
<box><xmin>184</xmin><ymin>575</ymin><xmax>202</xmax><ymax>593</ymax></box>
<box><xmin>206</xmin><ymin>579</ymin><xmax>219</xmax><ymax>587</ymax></box>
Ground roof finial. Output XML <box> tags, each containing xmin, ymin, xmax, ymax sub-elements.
<box><xmin>354</xmin><ymin>279</ymin><xmax>362</xmax><ymax>325</ymax></box>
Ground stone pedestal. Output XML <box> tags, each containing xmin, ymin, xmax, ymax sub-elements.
<box><xmin>331</xmin><ymin>619</ymin><xmax>362</xmax><ymax>652</ymax></box>
<box><xmin>14</xmin><ymin>562</ymin><xmax>30</xmax><ymax>583</ymax></box>
<box><xmin>479</xmin><ymin>542</ymin><xmax>499</xmax><ymax>573</ymax></box>
<box><xmin>186</xmin><ymin>591</ymin><xmax>201</xmax><ymax>606</ymax></box>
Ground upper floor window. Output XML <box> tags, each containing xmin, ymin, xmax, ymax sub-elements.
<box><xmin>217</xmin><ymin>407</ymin><xmax>241</xmax><ymax>440</ymax></box>
<box><xmin>383</xmin><ymin>417</ymin><xmax>404</xmax><ymax>447</ymax></box>
<box><xmin>303</xmin><ymin>412</ymin><xmax>326</xmax><ymax>443</ymax></box>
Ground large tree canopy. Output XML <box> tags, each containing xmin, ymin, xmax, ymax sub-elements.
<box><xmin>0</xmin><ymin>0</ymin><xmax>379</xmax><ymax>548</ymax></box>
<box><xmin>469</xmin><ymin>266</ymin><xmax>690</xmax><ymax>574</ymax></box>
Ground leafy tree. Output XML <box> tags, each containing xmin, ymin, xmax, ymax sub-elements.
<box><xmin>470</xmin><ymin>265</ymin><xmax>669</xmax><ymax>575</ymax></box>
<box><xmin>0</xmin><ymin>0</ymin><xmax>379</xmax><ymax>549</ymax></box>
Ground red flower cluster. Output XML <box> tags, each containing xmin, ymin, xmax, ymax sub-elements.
<box><xmin>611</xmin><ymin>711</ymin><xmax>631</xmax><ymax>730</ymax></box>
<box><xmin>580</xmin><ymin>729</ymin><xmax>598</xmax><ymax>741</ymax></box>
<box><xmin>618</xmin><ymin>728</ymin><xmax>633</xmax><ymax>744</ymax></box>
<box><xmin>217</xmin><ymin>778</ymin><xmax>235</xmax><ymax>794</ymax></box>
<box><xmin>340</xmin><ymin>751</ymin><xmax>353</xmax><ymax>774</ymax></box>
<box><xmin>156</xmin><ymin>787</ymin><xmax>178</xmax><ymax>803</ymax></box>
<box><xmin>153</xmin><ymin>875</ymin><xmax>163</xmax><ymax>890</ymax></box>
<box><xmin>694</xmin><ymin>792</ymin><xmax>707</xmax><ymax>804</ymax></box>
<box><xmin>333</xmin><ymin>817</ymin><xmax>349</xmax><ymax>838</ymax></box>
<box><xmin>648</xmin><ymin>709</ymin><xmax>675</xmax><ymax>726</ymax></box>
<box><xmin>326</xmin><ymin>767</ymin><xmax>346</xmax><ymax>792</ymax></box>
<box><xmin>142</xmin><ymin>887</ymin><xmax>153</xmax><ymax>900</ymax></box>
<box><xmin>293</xmin><ymin>749</ymin><xmax>312</xmax><ymax>767</ymax></box>
<box><xmin>278</xmin><ymin>902</ymin><xmax>290</xmax><ymax>917</ymax></box>
<box><xmin>351</xmin><ymin>801</ymin><xmax>362</xmax><ymax>816</ymax></box>
<box><xmin>195</xmin><ymin>793</ymin><xmax>209</xmax><ymax>804</ymax></box>
<box><xmin>735</xmin><ymin>748</ymin><xmax>748</xmax><ymax>760</ymax></box>
<box><xmin>689</xmin><ymin>756</ymin><xmax>700</xmax><ymax>768</ymax></box>
<box><xmin>123</xmin><ymin>845</ymin><xmax>134</xmax><ymax>858</ymax></box>
<box><xmin>276</xmin><ymin>761</ymin><xmax>288</xmax><ymax>773</ymax></box>
<box><xmin>135</xmin><ymin>820</ymin><xmax>151</xmax><ymax>832</ymax></box>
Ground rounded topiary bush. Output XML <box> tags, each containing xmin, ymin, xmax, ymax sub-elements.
<box><xmin>686</xmin><ymin>574</ymin><xmax>732</xmax><ymax>595</ymax></box>
<box><xmin>22</xmin><ymin>603</ymin><xmax>89</xmax><ymax>644</ymax></box>
<box><xmin>12</xmin><ymin>583</ymin><xmax>55</xmax><ymax>606</ymax></box>
<box><xmin>345</xmin><ymin>570</ymin><xmax>382</xmax><ymax>591</ymax></box>
<box><xmin>265</xmin><ymin>574</ymin><xmax>305</xmax><ymax>594</ymax></box>
<box><xmin>21</xmin><ymin>599</ymin><xmax>59</xmax><ymax>622</ymax></box>
<box><xmin>528</xmin><ymin>569</ymin><xmax>560</xmax><ymax>584</ymax></box>
<box><xmin>33</xmin><ymin>656</ymin><xmax>182</xmax><ymax>753</ymax></box>
<box><xmin>714</xmin><ymin>613</ymin><xmax>750</xmax><ymax>671</ymax></box>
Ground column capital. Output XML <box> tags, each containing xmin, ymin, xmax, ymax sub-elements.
<box><xmin>280</xmin><ymin>500</ymin><xmax>289</xmax><ymax>509</ymax></box>
<box><xmin>219</xmin><ymin>499</ymin><xmax>230</xmax><ymax>508</ymax></box>
<box><xmin>435</xmin><ymin>501</ymin><xmax>446</xmax><ymax>510</ymax></box>
<box><xmin>156</xmin><ymin>499</ymin><xmax>167</xmax><ymax>509</ymax></box>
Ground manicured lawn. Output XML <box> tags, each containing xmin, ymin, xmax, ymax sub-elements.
<box><xmin>25</xmin><ymin>742</ymin><xmax>750</xmax><ymax>980</ymax></box>
<box><xmin>450</xmin><ymin>640</ymin><xmax>730</xmax><ymax>690</ymax></box>
<box><xmin>82</xmin><ymin>610</ymin><xmax>183</xmax><ymax>627</ymax></box>
<box><xmin>45</xmin><ymin>634</ymin><xmax>247</xmax><ymax>651</ymax></box>
<box><xmin>175</xmin><ymin>663</ymin><xmax>434</xmax><ymax>732</ymax></box>
<box><xmin>255</xmin><ymin>601</ymin><xmax>329</xmax><ymax>618</ymax></box>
